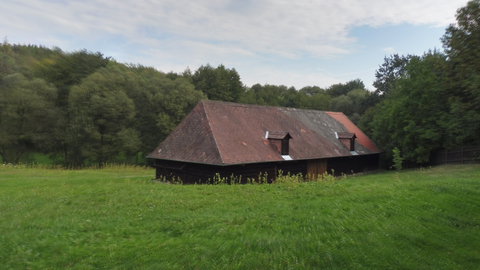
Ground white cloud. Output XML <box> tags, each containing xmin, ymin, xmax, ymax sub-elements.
<box><xmin>0</xmin><ymin>0</ymin><xmax>469</xmax><ymax>88</ymax></box>
<box><xmin>1</xmin><ymin>0</ymin><xmax>467</xmax><ymax>56</ymax></box>
<box><xmin>383</xmin><ymin>47</ymin><xmax>397</xmax><ymax>54</ymax></box>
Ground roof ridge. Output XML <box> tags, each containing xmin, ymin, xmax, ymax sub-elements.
<box><xmin>201</xmin><ymin>101</ymin><xmax>225</xmax><ymax>164</ymax></box>
<box><xmin>324</xmin><ymin>111</ymin><xmax>344</xmax><ymax>115</ymax></box>
<box><xmin>202</xmin><ymin>99</ymin><xmax>345</xmax><ymax>114</ymax></box>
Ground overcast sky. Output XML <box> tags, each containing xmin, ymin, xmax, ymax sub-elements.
<box><xmin>1</xmin><ymin>0</ymin><xmax>469</xmax><ymax>89</ymax></box>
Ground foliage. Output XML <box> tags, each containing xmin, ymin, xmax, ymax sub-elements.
<box><xmin>298</xmin><ymin>85</ymin><xmax>325</xmax><ymax>96</ymax></box>
<box><xmin>326</xmin><ymin>79</ymin><xmax>365</xmax><ymax>97</ymax></box>
<box><xmin>35</xmin><ymin>49</ymin><xmax>110</xmax><ymax>105</ymax></box>
<box><xmin>68</xmin><ymin>63</ymin><xmax>139</xmax><ymax>166</ymax></box>
<box><xmin>1</xmin><ymin>165</ymin><xmax>479</xmax><ymax>269</ymax></box>
<box><xmin>442</xmin><ymin>0</ymin><xmax>480</xmax><ymax>146</ymax></box>
<box><xmin>365</xmin><ymin>0</ymin><xmax>480</xmax><ymax>166</ymax></box>
<box><xmin>107</xmin><ymin>64</ymin><xmax>205</xmax><ymax>155</ymax></box>
<box><xmin>0</xmin><ymin>44</ymin><xmax>206</xmax><ymax>166</ymax></box>
<box><xmin>34</xmin><ymin>49</ymin><xmax>111</xmax><ymax>165</ymax></box>
<box><xmin>191</xmin><ymin>64</ymin><xmax>244</xmax><ymax>102</ymax></box>
<box><xmin>240</xmin><ymin>81</ymin><xmax>371</xmax><ymax>124</ymax></box>
<box><xmin>373</xmin><ymin>54</ymin><xmax>416</xmax><ymax>97</ymax></box>
<box><xmin>153</xmin><ymin>76</ymin><xmax>205</xmax><ymax>139</ymax></box>
<box><xmin>1</xmin><ymin>42</ymin><xmax>63</xmax><ymax>78</ymax></box>
<box><xmin>367</xmin><ymin>52</ymin><xmax>448</xmax><ymax>163</ymax></box>
<box><xmin>0</xmin><ymin>43</ymin><xmax>17</xmax><ymax>76</ymax></box>
<box><xmin>0</xmin><ymin>42</ymin><xmax>378</xmax><ymax>166</ymax></box>
<box><xmin>240</xmin><ymin>84</ymin><xmax>299</xmax><ymax>107</ymax></box>
<box><xmin>0</xmin><ymin>74</ymin><xmax>58</xmax><ymax>163</ymax></box>
<box><xmin>392</xmin><ymin>147</ymin><xmax>403</xmax><ymax>170</ymax></box>
<box><xmin>3</xmin><ymin>0</ymin><xmax>480</xmax><ymax>169</ymax></box>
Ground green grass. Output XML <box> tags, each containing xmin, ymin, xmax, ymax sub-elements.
<box><xmin>1</xmin><ymin>164</ymin><xmax>479</xmax><ymax>269</ymax></box>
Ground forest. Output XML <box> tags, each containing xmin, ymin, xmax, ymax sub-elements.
<box><xmin>0</xmin><ymin>0</ymin><xmax>479</xmax><ymax>168</ymax></box>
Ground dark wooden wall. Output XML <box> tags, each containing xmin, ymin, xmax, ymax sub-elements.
<box><xmin>151</xmin><ymin>154</ymin><xmax>379</xmax><ymax>183</ymax></box>
<box><xmin>152</xmin><ymin>159</ymin><xmax>306</xmax><ymax>183</ymax></box>
<box><xmin>307</xmin><ymin>159</ymin><xmax>327</xmax><ymax>179</ymax></box>
<box><xmin>326</xmin><ymin>154</ymin><xmax>379</xmax><ymax>175</ymax></box>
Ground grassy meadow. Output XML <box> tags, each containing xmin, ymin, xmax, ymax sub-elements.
<box><xmin>0</xmin><ymin>164</ymin><xmax>479</xmax><ymax>269</ymax></box>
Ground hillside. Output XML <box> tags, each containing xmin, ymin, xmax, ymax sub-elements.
<box><xmin>0</xmin><ymin>165</ymin><xmax>479</xmax><ymax>269</ymax></box>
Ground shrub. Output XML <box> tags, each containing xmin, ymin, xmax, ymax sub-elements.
<box><xmin>392</xmin><ymin>147</ymin><xmax>404</xmax><ymax>170</ymax></box>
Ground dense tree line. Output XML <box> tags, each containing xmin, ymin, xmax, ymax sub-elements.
<box><xmin>361</xmin><ymin>0</ymin><xmax>480</xmax><ymax>165</ymax></box>
<box><xmin>0</xmin><ymin>43</ymin><xmax>373</xmax><ymax>166</ymax></box>
<box><xmin>0</xmin><ymin>45</ymin><xmax>205</xmax><ymax>166</ymax></box>
<box><xmin>1</xmin><ymin>0</ymin><xmax>479</xmax><ymax>167</ymax></box>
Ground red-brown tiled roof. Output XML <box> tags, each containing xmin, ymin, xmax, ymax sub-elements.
<box><xmin>337</xmin><ymin>132</ymin><xmax>356</xmax><ymax>139</ymax></box>
<box><xmin>148</xmin><ymin>100</ymin><xmax>380</xmax><ymax>165</ymax></box>
<box><xmin>326</xmin><ymin>111</ymin><xmax>380</xmax><ymax>153</ymax></box>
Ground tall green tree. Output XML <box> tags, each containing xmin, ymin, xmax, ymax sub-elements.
<box><xmin>331</xmin><ymin>95</ymin><xmax>354</xmax><ymax>115</ymax></box>
<box><xmin>442</xmin><ymin>0</ymin><xmax>480</xmax><ymax>146</ymax></box>
<box><xmin>33</xmin><ymin>50</ymin><xmax>111</xmax><ymax>164</ymax></box>
<box><xmin>330</xmin><ymin>88</ymin><xmax>372</xmax><ymax>123</ymax></box>
<box><xmin>68</xmin><ymin>63</ymin><xmax>139</xmax><ymax>166</ymax></box>
<box><xmin>326</xmin><ymin>79</ymin><xmax>365</xmax><ymax>97</ymax></box>
<box><xmin>67</xmin><ymin>63</ymin><xmax>205</xmax><ymax>166</ymax></box>
<box><xmin>36</xmin><ymin>50</ymin><xmax>110</xmax><ymax>107</ymax></box>
<box><xmin>1</xmin><ymin>42</ymin><xmax>63</xmax><ymax>78</ymax></box>
<box><xmin>296</xmin><ymin>91</ymin><xmax>332</xmax><ymax>111</ymax></box>
<box><xmin>0</xmin><ymin>74</ymin><xmax>57</xmax><ymax>163</ymax></box>
<box><xmin>191</xmin><ymin>65</ymin><xmax>244</xmax><ymax>102</ymax></box>
<box><xmin>123</xmin><ymin>65</ymin><xmax>205</xmax><ymax>152</ymax></box>
<box><xmin>373</xmin><ymin>54</ymin><xmax>416</xmax><ymax>97</ymax></box>
<box><xmin>366</xmin><ymin>52</ymin><xmax>448</xmax><ymax>163</ymax></box>
<box><xmin>0</xmin><ymin>43</ymin><xmax>17</xmax><ymax>77</ymax></box>
<box><xmin>240</xmin><ymin>84</ymin><xmax>299</xmax><ymax>107</ymax></box>
<box><xmin>299</xmin><ymin>86</ymin><xmax>325</xmax><ymax>96</ymax></box>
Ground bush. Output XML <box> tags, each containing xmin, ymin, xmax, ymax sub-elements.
<box><xmin>392</xmin><ymin>147</ymin><xmax>404</xmax><ymax>170</ymax></box>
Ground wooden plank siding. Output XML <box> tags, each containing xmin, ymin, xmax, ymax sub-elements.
<box><xmin>152</xmin><ymin>153</ymin><xmax>379</xmax><ymax>184</ymax></box>
<box><xmin>326</xmin><ymin>154</ymin><xmax>380</xmax><ymax>175</ymax></box>
<box><xmin>152</xmin><ymin>159</ymin><xmax>306</xmax><ymax>184</ymax></box>
<box><xmin>307</xmin><ymin>159</ymin><xmax>327</xmax><ymax>179</ymax></box>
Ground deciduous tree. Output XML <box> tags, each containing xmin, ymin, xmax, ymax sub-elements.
<box><xmin>68</xmin><ymin>64</ymin><xmax>139</xmax><ymax>166</ymax></box>
<box><xmin>0</xmin><ymin>74</ymin><xmax>57</xmax><ymax>163</ymax></box>
<box><xmin>367</xmin><ymin>52</ymin><xmax>448</xmax><ymax>163</ymax></box>
<box><xmin>373</xmin><ymin>54</ymin><xmax>415</xmax><ymax>97</ymax></box>
<box><xmin>442</xmin><ymin>0</ymin><xmax>480</xmax><ymax>146</ymax></box>
<box><xmin>192</xmin><ymin>65</ymin><xmax>244</xmax><ymax>102</ymax></box>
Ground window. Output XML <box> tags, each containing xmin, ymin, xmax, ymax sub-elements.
<box><xmin>281</xmin><ymin>139</ymin><xmax>289</xmax><ymax>155</ymax></box>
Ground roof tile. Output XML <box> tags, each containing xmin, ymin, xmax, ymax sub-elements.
<box><xmin>148</xmin><ymin>100</ymin><xmax>380</xmax><ymax>165</ymax></box>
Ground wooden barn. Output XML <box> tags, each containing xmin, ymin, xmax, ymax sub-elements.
<box><xmin>148</xmin><ymin>100</ymin><xmax>380</xmax><ymax>183</ymax></box>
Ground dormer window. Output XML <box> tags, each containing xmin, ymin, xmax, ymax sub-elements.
<box><xmin>281</xmin><ymin>139</ymin><xmax>289</xmax><ymax>155</ymax></box>
<box><xmin>336</xmin><ymin>132</ymin><xmax>356</xmax><ymax>151</ymax></box>
<box><xmin>266</xmin><ymin>131</ymin><xmax>292</xmax><ymax>157</ymax></box>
